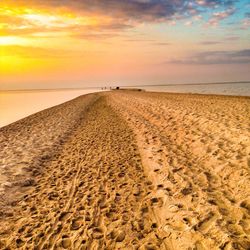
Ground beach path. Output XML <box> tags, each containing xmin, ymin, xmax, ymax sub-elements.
<box><xmin>0</xmin><ymin>91</ymin><xmax>250</xmax><ymax>249</ymax></box>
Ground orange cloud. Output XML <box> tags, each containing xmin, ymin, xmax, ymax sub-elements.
<box><xmin>0</xmin><ymin>3</ymin><xmax>130</xmax><ymax>40</ymax></box>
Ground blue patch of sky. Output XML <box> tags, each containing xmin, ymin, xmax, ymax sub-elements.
<box><xmin>225</xmin><ymin>0</ymin><xmax>250</xmax><ymax>24</ymax></box>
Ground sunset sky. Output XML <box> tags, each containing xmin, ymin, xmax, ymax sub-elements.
<box><xmin>0</xmin><ymin>0</ymin><xmax>250</xmax><ymax>89</ymax></box>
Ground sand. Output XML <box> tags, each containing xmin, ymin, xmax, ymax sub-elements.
<box><xmin>0</xmin><ymin>91</ymin><xmax>249</xmax><ymax>249</ymax></box>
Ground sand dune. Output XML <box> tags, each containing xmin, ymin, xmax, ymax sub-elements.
<box><xmin>0</xmin><ymin>91</ymin><xmax>249</xmax><ymax>249</ymax></box>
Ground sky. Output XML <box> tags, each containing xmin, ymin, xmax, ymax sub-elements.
<box><xmin>0</xmin><ymin>0</ymin><xmax>250</xmax><ymax>89</ymax></box>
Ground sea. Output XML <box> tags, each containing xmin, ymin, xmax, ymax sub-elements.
<box><xmin>0</xmin><ymin>82</ymin><xmax>249</xmax><ymax>128</ymax></box>
<box><xmin>0</xmin><ymin>88</ymin><xmax>102</xmax><ymax>128</ymax></box>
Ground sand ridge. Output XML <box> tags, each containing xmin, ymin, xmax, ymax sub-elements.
<box><xmin>0</xmin><ymin>91</ymin><xmax>249</xmax><ymax>249</ymax></box>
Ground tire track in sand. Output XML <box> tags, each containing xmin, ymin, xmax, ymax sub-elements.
<box><xmin>38</xmin><ymin>149</ymin><xmax>84</xmax><ymax>249</ymax></box>
<box><xmin>105</xmin><ymin>91</ymin><xmax>250</xmax><ymax>250</ymax></box>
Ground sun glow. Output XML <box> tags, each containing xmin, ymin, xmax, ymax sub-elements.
<box><xmin>0</xmin><ymin>4</ymin><xmax>107</xmax><ymax>31</ymax></box>
<box><xmin>0</xmin><ymin>3</ymin><xmax>109</xmax><ymax>74</ymax></box>
<box><xmin>23</xmin><ymin>13</ymin><xmax>59</xmax><ymax>26</ymax></box>
<box><xmin>0</xmin><ymin>36</ymin><xmax>28</xmax><ymax>46</ymax></box>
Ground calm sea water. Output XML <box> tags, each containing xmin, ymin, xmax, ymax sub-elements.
<box><xmin>0</xmin><ymin>88</ymin><xmax>102</xmax><ymax>128</ymax></box>
<box><xmin>1</xmin><ymin>82</ymin><xmax>249</xmax><ymax>128</ymax></box>
<box><xmin>132</xmin><ymin>82</ymin><xmax>250</xmax><ymax>96</ymax></box>
<box><xmin>139</xmin><ymin>82</ymin><xmax>250</xmax><ymax>96</ymax></box>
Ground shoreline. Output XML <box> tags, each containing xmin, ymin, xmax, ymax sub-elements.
<box><xmin>0</xmin><ymin>91</ymin><xmax>249</xmax><ymax>249</ymax></box>
<box><xmin>1</xmin><ymin>90</ymin><xmax>249</xmax><ymax>130</ymax></box>
<box><xmin>0</xmin><ymin>93</ymin><xmax>99</xmax><ymax>195</ymax></box>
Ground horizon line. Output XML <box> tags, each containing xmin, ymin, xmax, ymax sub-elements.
<box><xmin>1</xmin><ymin>80</ymin><xmax>249</xmax><ymax>92</ymax></box>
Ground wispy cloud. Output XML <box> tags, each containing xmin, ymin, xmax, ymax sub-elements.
<box><xmin>199</xmin><ymin>41</ymin><xmax>221</xmax><ymax>45</ymax></box>
<box><xmin>195</xmin><ymin>0</ymin><xmax>234</xmax><ymax>7</ymax></box>
<box><xmin>199</xmin><ymin>36</ymin><xmax>241</xmax><ymax>45</ymax></box>
<box><xmin>224</xmin><ymin>36</ymin><xmax>240</xmax><ymax>41</ymax></box>
<box><xmin>168</xmin><ymin>49</ymin><xmax>250</xmax><ymax>64</ymax></box>
<box><xmin>152</xmin><ymin>42</ymin><xmax>171</xmax><ymax>46</ymax></box>
<box><xmin>207</xmin><ymin>8</ymin><xmax>235</xmax><ymax>26</ymax></box>
<box><xmin>241</xmin><ymin>17</ymin><xmax>250</xmax><ymax>29</ymax></box>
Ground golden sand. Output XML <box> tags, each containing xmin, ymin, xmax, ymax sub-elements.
<box><xmin>0</xmin><ymin>91</ymin><xmax>249</xmax><ymax>249</ymax></box>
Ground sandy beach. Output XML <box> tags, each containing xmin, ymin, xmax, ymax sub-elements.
<box><xmin>0</xmin><ymin>91</ymin><xmax>249</xmax><ymax>249</ymax></box>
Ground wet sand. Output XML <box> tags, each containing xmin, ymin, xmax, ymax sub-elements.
<box><xmin>0</xmin><ymin>91</ymin><xmax>249</xmax><ymax>249</ymax></box>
